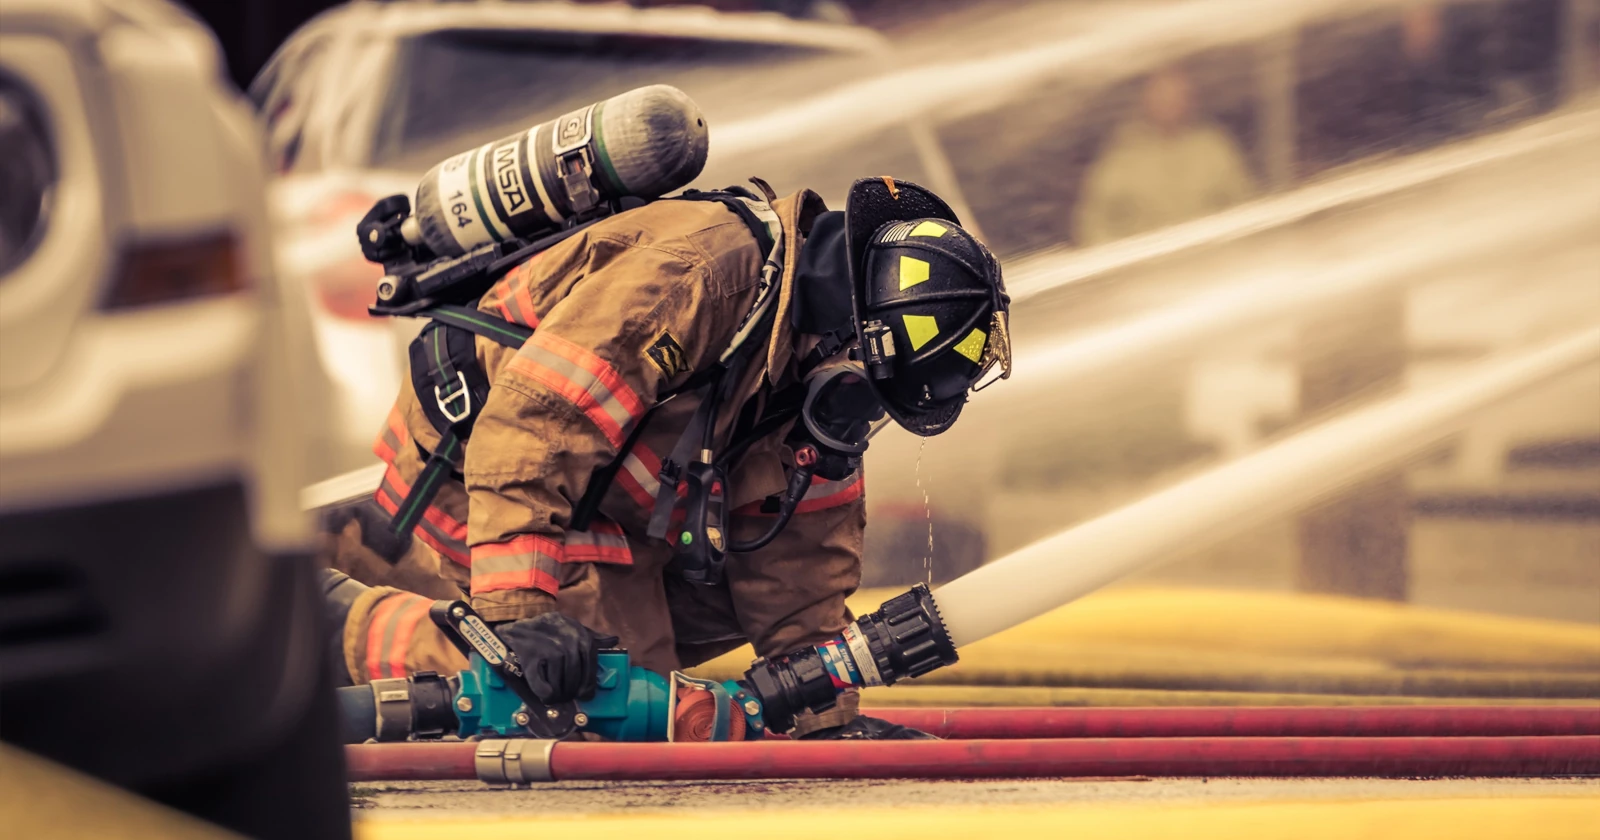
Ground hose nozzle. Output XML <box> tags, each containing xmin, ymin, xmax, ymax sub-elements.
<box><xmin>744</xmin><ymin>583</ymin><xmax>957</xmax><ymax>734</ymax></box>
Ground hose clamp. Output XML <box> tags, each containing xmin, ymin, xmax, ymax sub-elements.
<box><xmin>474</xmin><ymin>738</ymin><xmax>556</xmax><ymax>784</ymax></box>
<box><xmin>841</xmin><ymin>623</ymin><xmax>884</xmax><ymax>688</ymax></box>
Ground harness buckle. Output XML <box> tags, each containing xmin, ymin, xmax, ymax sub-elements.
<box><xmin>435</xmin><ymin>371</ymin><xmax>472</xmax><ymax>424</ymax></box>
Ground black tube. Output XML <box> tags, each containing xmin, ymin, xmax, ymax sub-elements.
<box><xmin>729</xmin><ymin>463</ymin><xmax>815</xmax><ymax>553</ymax></box>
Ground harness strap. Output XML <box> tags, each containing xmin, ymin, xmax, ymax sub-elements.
<box><xmin>388</xmin><ymin>430</ymin><xmax>463</xmax><ymax>538</ymax></box>
<box><xmin>642</xmin><ymin>191</ymin><xmax>783</xmax><ymax>540</ymax></box>
<box><xmin>427</xmin><ymin>304</ymin><xmax>535</xmax><ymax>347</ymax></box>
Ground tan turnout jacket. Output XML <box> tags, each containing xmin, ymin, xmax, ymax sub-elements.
<box><xmin>339</xmin><ymin>190</ymin><xmax>866</xmax><ymax>695</ymax></box>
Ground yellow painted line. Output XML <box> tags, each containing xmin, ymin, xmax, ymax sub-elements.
<box><xmin>357</xmin><ymin>796</ymin><xmax>1600</xmax><ymax>840</ymax></box>
<box><xmin>857</xmin><ymin>684</ymin><xmax>1600</xmax><ymax>708</ymax></box>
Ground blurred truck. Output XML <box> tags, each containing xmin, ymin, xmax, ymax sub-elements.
<box><xmin>0</xmin><ymin>0</ymin><xmax>347</xmax><ymax>835</ymax></box>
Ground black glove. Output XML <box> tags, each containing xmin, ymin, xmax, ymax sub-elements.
<box><xmin>797</xmin><ymin>715</ymin><xmax>939</xmax><ymax>741</ymax></box>
<box><xmin>494</xmin><ymin>614</ymin><xmax>618</xmax><ymax>704</ymax></box>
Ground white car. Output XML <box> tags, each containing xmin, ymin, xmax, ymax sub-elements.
<box><xmin>251</xmin><ymin>0</ymin><xmax>971</xmax><ymax>475</ymax></box>
<box><xmin>0</xmin><ymin>0</ymin><xmax>343</xmax><ymax>832</ymax></box>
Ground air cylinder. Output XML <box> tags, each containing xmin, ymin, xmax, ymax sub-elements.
<box><xmin>409</xmin><ymin>84</ymin><xmax>709</xmax><ymax>258</ymax></box>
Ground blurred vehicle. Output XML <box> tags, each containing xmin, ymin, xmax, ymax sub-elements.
<box><xmin>252</xmin><ymin>0</ymin><xmax>963</xmax><ymax>476</ymax></box>
<box><xmin>0</xmin><ymin>0</ymin><xmax>347</xmax><ymax>835</ymax></box>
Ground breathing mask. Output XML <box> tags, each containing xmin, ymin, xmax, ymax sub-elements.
<box><xmin>799</xmin><ymin>352</ymin><xmax>890</xmax><ymax>458</ymax></box>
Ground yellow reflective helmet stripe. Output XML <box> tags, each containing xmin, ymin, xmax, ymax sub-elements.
<box><xmin>903</xmin><ymin>314</ymin><xmax>940</xmax><ymax>351</ymax></box>
<box><xmin>910</xmin><ymin>221</ymin><xmax>948</xmax><ymax>238</ymax></box>
<box><xmin>954</xmin><ymin>328</ymin><xmax>987</xmax><ymax>363</ymax></box>
<box><xmin>899</xmin><ymin>255</ymin><xmax>930</xmax><ymax>291</ymax></box>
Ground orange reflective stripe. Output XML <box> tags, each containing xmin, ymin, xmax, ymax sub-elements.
<box><xmin>415</xmin><ymin>512</ymin><xmax>469</xmax><ymax>567</ymax></box>
<box><xmin>616</xmin><ymin>443</ymin><xmax>662</xmax><ymax>510</ymax></box>
<box><xmin>507</xmin><ymin>334</ymin><xmax>645</xmax><ymax>449</ymax></box>
<box><xmin>795</xmin><ymin>472</ymin><xmax>865</xmax><ymax>514</ymax></box>
<box><xmin>386</xmin><ymin>597</ymin><xmax>434</xmax><ymax>679</ymax></box>
<box><xmin>502</xmin><ymin>282</ymin><xmax>531</xmax><ymax>327</ymax></box>
<box><xmin>514</xmin><ymin>284</ymin><xmax>540</xmax><ymax>328</ymax></box>
<box><xmin>734</xmin><ymin>472</ymin><xmax>865</xmax><ymax>517</ymax></box>
<box><xmin>471</xmin><ymin>534</ymin><xmax>562</xmax><ymax>595</ymax></box>
<box><xmin>374</xmin><ymin>464</ymin><xmax>406</xmax><ymax>515</ymax></box>
<box><xmin>485</xmin><ymin>260</ymin><xmax>542</xmax><ymax>328</ymax></box>
<box><xmin>615</xmin><ymin>443</ymin><xmax>688</xmax><ymax>513</ymax></box>
<box><xmin>565</xmin><ymin>517</ymin><xmax>632</xmax><ymax>565</ymax></box>
<box><xmin>372</xmin><ymin>405</ymin><xmax>411</xmax><ymax>463</ymax></box>
<box><xmin>365</xmin><ymin>594</ymin><xmax>407</xmax><ymax>682</ymax></box>
<box><xmin>374</xmin><ymin>465</ymin><xmax>469</xmax><ymax>566</ymax></box>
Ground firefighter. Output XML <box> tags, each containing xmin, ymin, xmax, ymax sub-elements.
<box><xmin>327</xmin><ymin>176</ymin><xmax>1010</xmax><ymax>739</ymax></box>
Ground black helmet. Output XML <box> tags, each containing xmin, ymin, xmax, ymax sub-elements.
<box><xmin>844</xmin><ymin>177</ymin><xmax>1010</xmax><ymax>436</ymax></box>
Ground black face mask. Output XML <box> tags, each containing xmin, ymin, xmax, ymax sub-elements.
<box><xmin>800</xmin><ymin>356</ymin><xmax>889</xmax><ymax>456</ymax></box>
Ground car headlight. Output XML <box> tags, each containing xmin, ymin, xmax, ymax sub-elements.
<box><xmin>0</xmin><ymin>72</ymin><xmax>54</xmax><ymax>276</ymax></box>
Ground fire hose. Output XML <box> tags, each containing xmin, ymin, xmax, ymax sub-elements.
<box><xmin>346</xmin><ymin>735</ymin><xmax>1600</xmax><ymax>783</ymax></box>
<box><xmin>773</xmin><ymin>705</ymin><xmax>1600</xmax><ymax>739</ymax></box>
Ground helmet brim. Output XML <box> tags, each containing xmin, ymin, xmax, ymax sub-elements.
<box><xmin>844</xmin><ymin>177</ymin><xmax>965</xmax><ymax>437</ymax></box>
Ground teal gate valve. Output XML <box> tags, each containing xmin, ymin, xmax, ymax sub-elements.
<box><xmin>434</xmin><ymin>600</ymin><xmax>765</xmax><ymax>741</ymax></box>
<box><xmin>452</xmin><ymin>650</ymin><xmax>764</xmax><ymax>741</ymax></box>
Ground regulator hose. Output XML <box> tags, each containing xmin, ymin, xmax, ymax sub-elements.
<box><xmin>728</xmin><ymin>462</ymin><xmax>815</xmax><ymax>553</ymax></box>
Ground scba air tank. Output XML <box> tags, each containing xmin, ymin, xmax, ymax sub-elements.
<box><xmin>409</xmin><ymin>85</ymin><xmax>709</xmax><ymax>258</ymax></box>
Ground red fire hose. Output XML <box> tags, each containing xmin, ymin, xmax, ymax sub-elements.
<box><xmin>855</xmin><ymin>706</ymin><xmax>1600</xmax><ymax>740</ymax></box>
<box><xmin>347</xmin><ymin>735</ymin><xmax>1600</xmax><ymax>782</ymax></box>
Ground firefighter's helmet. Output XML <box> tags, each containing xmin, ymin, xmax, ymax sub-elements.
<box><xmin>844</xmin><ymin>177</ymin><xmax>1010</xmax><ymax>436</ymax></box>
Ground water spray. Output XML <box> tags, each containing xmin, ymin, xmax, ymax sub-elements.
<box><xmin>929</xmin><ymin>326</ymin><xmax>1599</xmax><ymax>649</ymax></box>
<box><xmin>740</xmin><ymin>326</ymin><xmax>1600</xmax><ymax>721</ymax></box>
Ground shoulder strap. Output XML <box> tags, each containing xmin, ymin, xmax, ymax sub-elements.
<box><xmin>426</xmin><ymin>304</ymin><xmax>535</xmax><ymax>348</ymax></box>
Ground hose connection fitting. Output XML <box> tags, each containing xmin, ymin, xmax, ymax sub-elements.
<box><xmin>743</xmin><ymin>583</ymin><xmax>957</xmax><ymax>734</ymax></box>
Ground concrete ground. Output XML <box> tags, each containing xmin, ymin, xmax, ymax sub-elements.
<box><xmin>352</xmin><ymin>776</ymin><xmax>1597</xmax><ymax>813</ymax></box>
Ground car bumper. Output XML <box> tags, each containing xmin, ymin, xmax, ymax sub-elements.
<box><xmin>0</xmin><ymin>294</ymin><xmax>260</xmax><ymax>514</ymax></box>
<box><xmin>0</xmin><ymin>479</ymin><xmax>327</xmax><ymax>789</ymax></box>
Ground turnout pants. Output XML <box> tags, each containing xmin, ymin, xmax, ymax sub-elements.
<box><xmin>329</xmin><ymin>496</ymin><xmax>866</xmax><ymax>733</ymax></box>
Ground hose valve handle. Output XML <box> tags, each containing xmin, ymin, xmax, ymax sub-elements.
<box><xmin>429</xmin><ymin>600</ymin><xmax>580</xmax><ymax>739</ymax></box>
